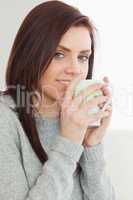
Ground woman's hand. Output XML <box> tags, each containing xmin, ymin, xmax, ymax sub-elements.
<box><xmin>59</xmin><ymin>76</ymin><xmax>110</xmax><ymax>145</ymax></box>
<box><xmin>82</xmin><ymin>76</ymin><xmax>112</xmax><ymax>148</ymax></box>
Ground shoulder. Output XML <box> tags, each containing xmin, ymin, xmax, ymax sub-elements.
<box><xmin>0</xmin><ymin>94</ymin><xmax>20</xmax><ymax>149</ymax></box>
<box><xmin>0</xmin><ymin>94</ymin><xmax>18</xmax><ymax>126</ymax></box>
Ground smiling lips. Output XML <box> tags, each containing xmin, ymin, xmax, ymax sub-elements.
<box><xmin>57</xmin><ymin>80</ymin><xmax>71</xmax><ymax>86</ymax></box>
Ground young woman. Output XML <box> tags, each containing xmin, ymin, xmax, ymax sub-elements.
<box><xmin>0</xmin><ymin>1</ymin><xmax>115</xmax><ymax>199</ymax></box>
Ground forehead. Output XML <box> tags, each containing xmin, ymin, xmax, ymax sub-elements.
<box><xmin>58</xmin><ymin>26</ymin><xmax>92</xmax><ymax>51</ymax></box>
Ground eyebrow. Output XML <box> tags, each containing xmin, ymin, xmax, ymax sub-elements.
<box><xmin>58</xmin><ymin>45</ymin><xmax>91</xmax><ymax>54</ymax></box>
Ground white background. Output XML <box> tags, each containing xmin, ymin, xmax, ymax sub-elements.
<box><xmin>0</xmin><ymin>1</ymin><xmax>133</xmax><ymax>199</ymax></box>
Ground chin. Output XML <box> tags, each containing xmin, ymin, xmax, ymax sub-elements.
<box><xmin>54</xmin><ymin>91</ymin><xmax>65</xmax><ymax>101</ymax></box>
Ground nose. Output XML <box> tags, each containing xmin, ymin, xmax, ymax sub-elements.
<box><xmin>64</xmin><ymin>59</ymin><xmax>81</xmax><ymax>75</ymax></box>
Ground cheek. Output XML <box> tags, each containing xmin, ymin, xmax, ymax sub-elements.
<box><xmin>44</xmin><ymin>84</ymin><xmax>61</xmax><ymax>98</ymax></box>
<box><xmin>41</xmin><ymin>61</ymin><xmax>62</xmax><ymax>80</ymax></box>
<box><xmin>80</xmin><ymin>67</ymin><xmax>89</xmax><ymax>79</ymax></box>
<box><xmin>40</xmin><ymin>77</ymin><xmax>66</xmax><ymax>101</ymax></box>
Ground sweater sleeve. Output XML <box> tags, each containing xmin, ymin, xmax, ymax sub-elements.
<box><xmin>79</xmin><ymin>143</ymin><xmax>116</xmax><ymax>200</ymax></box>
<box><xmin>0</xmin><ymin>103</ymin><xmax>84</xmax><ymax>200</ymax></box>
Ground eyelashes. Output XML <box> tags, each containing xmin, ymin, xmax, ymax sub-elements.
<box><xmin>78</xmin><ymin>55</ymin><xmax>89</xmax><ymax>62</ymax></box>
<box><xmin>54</xmin><ymin>51</ymin><xmax>90</xmax><ymax>63</ymax></box>
<box><xmin>54</xmin><ymin>52</ymin><xmax>64</xmax><ymax>59</ymax></box>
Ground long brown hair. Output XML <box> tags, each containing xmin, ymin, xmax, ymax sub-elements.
<box><xmin>3</xmin><ymin>0</ymin><xmax>96</xmax><ymax>164</ymax></box>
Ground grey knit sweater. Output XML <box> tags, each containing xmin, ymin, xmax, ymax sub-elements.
<box><xmin>0</xmin><ymin>94</ymin><xmax>115</xmax><ymax>200</ymax></box>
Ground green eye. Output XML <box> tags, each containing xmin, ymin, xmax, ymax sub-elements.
<box><xmin>78</xmin><ymin>56</ymin><xmax>89</xmax><ymax>62</ymax></box>
<box><xmin>54</xmin><ymin>52</ymin><xmax>64</xmax><ymax>59</ymax></box>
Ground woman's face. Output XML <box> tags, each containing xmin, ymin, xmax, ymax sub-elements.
<box><xmin>40</xmin><ymin>26</ymin><xmax>92</xmax><ymax>103</ymax></box>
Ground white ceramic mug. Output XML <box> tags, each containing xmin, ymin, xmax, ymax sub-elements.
<box><xmin>73</xmin><ymin>79</ymin><xmax>105</xmax><ymax>127</ymax></box>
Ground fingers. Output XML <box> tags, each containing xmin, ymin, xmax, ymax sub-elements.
<box><xmin>102</xmin><ymin>76</ymin><xmax>112</xmax><ymax>97</ymax></box>
<box><xmin>63</xmin><ymin>75</ymin><xmax>81</xmax><ymax>103</ymax></box>
<box><xmin>80</xmin><ymin>95</ymin><xmax>110</xmax><ymax>112</ymax></box>
<box><xmin>77</xmin><ymin>96</ymin><xmax>110</xmax><ymax>128</ymax></box>
<box><xmin>103</xmin><ymin>76</ymin><xmax>109</xmax><ymax>84</ymax></box>
<box><xmin>99</xmin><ymin>106</ymin><xmax>112</xmax><ymax>130</ymax></box>
<box><xmin>102</xmin><ymin>85</ymin><xmax>112</xmax><ymax>97</ymax></box>
<box><xmin>80</xmin><ymin>96</ymin><xmax>112</xmax><ymax>127</ymax></box>
<box><xmin>101</xmin><ymin>99</ymin><xmax>112</xmax><ymax>111</ymax></box>
<box><xmin>86</xmin><ymin>109</ymin><xmax>110</xmax><ymax>125</ymax></box>
<box><xmin>72</xmin><ymin>82</ymin><xmax>107</xmax><ymax>107</ymax></box>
